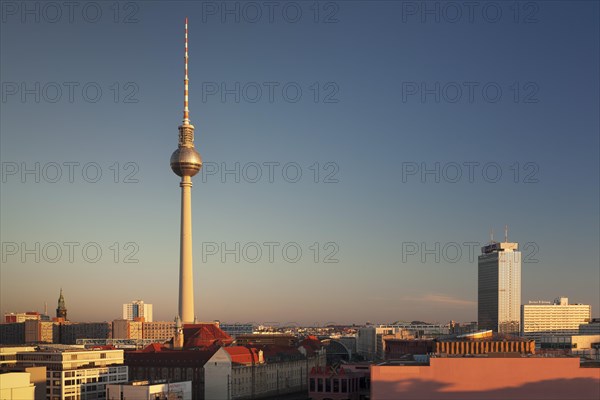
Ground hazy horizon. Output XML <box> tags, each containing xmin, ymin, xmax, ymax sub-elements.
<box><xmin>2</xmin><ymin>1</ymin><xmax>599</xmax><ymax>325</ymax></box>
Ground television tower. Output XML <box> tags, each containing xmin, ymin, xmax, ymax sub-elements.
<box><xmin>170</xmin><ymin>17</ymin><xmax>202</xmax><ymax>324</ymax></box>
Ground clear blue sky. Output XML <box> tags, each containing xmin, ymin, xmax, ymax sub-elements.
<box><xmin>1</xmin><ymin>1</ymin><xmax>598</xmax><ymax>324</ymax></box>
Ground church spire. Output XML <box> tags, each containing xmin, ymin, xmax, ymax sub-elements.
<box><xmin>56</xmin><ymin>288</ymin><xmax>67</xmax><ymax>320</ymax></box>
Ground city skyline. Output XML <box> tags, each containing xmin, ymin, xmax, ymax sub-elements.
<box><xmin>3</xmin><ymin>283</ymin><xmax>596</xmax><ymax>326</ymax></box>
<box><xmin>1</xmin><ymin>2</ymin><xmax>599</xmax><ymax>324</ymax></box>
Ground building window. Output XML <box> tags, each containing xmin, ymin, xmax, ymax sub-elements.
<box><xmin>309</xmin><ymin>378</ymin><xmax>315</xmax><ymax>392</ymax></box>
<box><xmin>342</xmin><ymin>379</ymin><xmax>347</xmax><ymax>393</ymax></box>
<box><xmin>333</xmin><ymin>378</ymin><xmax>339</xmax><ymax>393</ymax></box>
<box><xmin>317</xmin><ymin>378</ymin><xmax>323</xmax><ymax>392</ymax></box>
<box><xmin>325</xmin><ymin>378</ymin><xmax>331</xmax><ymax>392</ymax></box>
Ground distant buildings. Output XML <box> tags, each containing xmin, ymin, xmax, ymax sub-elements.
<box><xmin>1</xmin><ymin>319</ymin><xmax>180</xmax><ymax>345</ymax></box>
<box><xmin>140</xmin><ymin>321</ymin><xmax>175</xmax><ymax>342</ymax></box>
<box><xmin>449</xmin><ymin>321</ymin><xmax>478</xmax><ymax>335</ymax></box>
<box><xmin>218</xmin><ymin>323</ymin><xmax>254</xmax><ymax>338</ymax></box>
<box><xmin>357</xmin><ymin>323</ymin><xmax>450</xmax><ymax>360</ymax></box>
<box><xmin>478</xmin><ymin>240</ymin><xmax>521</xmax><ymax>334</ymax></box>
<box><xmin>113</xmin><ymin>320</ymin><xmax>178</xmax><ymax>343</ymax></box>
<box><xmin>24</xmin><ymin>320</ymin><xmax>59</xmax><ymax>344</ymax></box>
<box><xmin>112</xmin><ymin>319</ymin><xmax>143</xmax><ymax>340</ymax></box>
<box><xmin>59</xmin><ymin>322</ymin><xmax>112</xmax><ymax>345</ymax></box>
<box><xmin>0</xmin><ymin>323</ymin><xmax>25</xmax><ymax>345</ymax></box>
<box><xmin>521</xmin><ymin>297</ymin><xmax>592</xmax><ymax>341</ymax></box>
<box><xmin>122</xmin><ymin>300</ymin><xmax>153</xmax><ymax>322</ymax></box>
<box><xmin>235</xmin><ymin>334</ymin><xmax>297</xmax><ymax>347</ymax></box>
<box><xmin>4</xmin><ymin>312</ymin><xmax>42</xmax><ymax>324</ymax></box>
<box><xmin>357</xmin><ymin>327</ymin><xmax>378</xmax><ymax>360</ymax></box>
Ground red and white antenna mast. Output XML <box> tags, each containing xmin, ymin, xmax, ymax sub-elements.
<box><xmin>183</xmin><ymin>16</ymin><xmax>190</xmax><ymax>125</ymax></box>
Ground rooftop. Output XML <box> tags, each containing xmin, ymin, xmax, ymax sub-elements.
<box><xmin>183</xmin><ymin>323</ymin><xmax>233</xmax><ymax>349</ymax></box>
<box><xmin>224</xmin><ymin>346</ymin><xmax>262</xmax><ymax>365</ymax></box>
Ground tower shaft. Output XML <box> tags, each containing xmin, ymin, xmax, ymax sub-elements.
<box><xmin>178</xmin><ymin>175</ymin><xmax>194</xmax><ymax>323</ymax></box>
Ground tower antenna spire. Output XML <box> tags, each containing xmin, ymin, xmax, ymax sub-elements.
<box><xmin>183</xmin><ymin>16</ymin><xmax>190</xmax><ymax>125</ymax></box>
<box><xmin>490</xmin><ymin>228</ymin><xmax>494</xmax><ymax>243</ymax></box>
<box><xmin>504</xmin><ymin>224</ymin><xmax>508</xmax><ymax>242</ymax></box>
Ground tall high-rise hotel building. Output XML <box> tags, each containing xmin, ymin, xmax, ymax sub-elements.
<box><xmin>123</xmin><ymin>300</ymin><xmax>153</xmax><ymax>322</ymax></box>
<box><xmin>478</xmin><ymin>240</ymin><xmax>521</xmax><ymax>334</ymax></box>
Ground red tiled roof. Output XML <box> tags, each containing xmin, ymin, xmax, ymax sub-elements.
<box><xmin>183</xmin><ymin>323</ymin><xmax>234</xmax><ymax>349</ymax></box>
<box><xmin>224</xmin><ymin>346</ymin><xmax>261</xmax><ymax>365</ymax></box>
<box><xmin>251</xmin><ymin>344</ymin><xmax>305</xmax><ymax>362</ymax></box>
<box><xmin>140</xmin><ymin>343</ymin><xmax>168</xmax><ymax>353</ymax></box>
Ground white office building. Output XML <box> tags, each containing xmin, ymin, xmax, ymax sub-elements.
<box><xmin>16</xmin><ymin>347</ymin><xmax>128</xmax><ymax>400</ymax></box>
<box><xmin>122</xmin><ymin>300</ymin><xmax>153</xmax><ymax>322</ymax></box>
<box><xmin>522</xmin><ymin>297</ymin><xmax>592</xmax><ymax>341</ymax></box>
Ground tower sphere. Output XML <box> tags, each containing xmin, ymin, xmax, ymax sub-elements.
<box><xmin>170</xmin><ymin>146</ymin><xmax>202</xmax><ymax>177</ymax></box>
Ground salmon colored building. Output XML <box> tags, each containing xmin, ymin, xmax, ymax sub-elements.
<box><xmin>371</xmin><ymin>357</ymin><xmax>600</xmax><ymax>399</ymax></box>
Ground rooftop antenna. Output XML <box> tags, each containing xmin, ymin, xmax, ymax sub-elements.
<box><xmin>44</xmin><ymin>302</ymin><xmax>48</xmax><ymax>316</ymax></box>
<box><xmin>490</xmin><ymin>228</ymin><xmax>494</xmax><ymax>243</ymax></box>
<box><xmin>504</xmin><ymin>225</ymin><xmax>508</xmax><ymax>242</ymax></box>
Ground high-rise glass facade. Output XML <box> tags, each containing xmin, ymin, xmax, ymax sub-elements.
<box><xmin>478</xmin><ymin>242</ymin><xmax>521</xmax><ymax>334</ymax></box>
